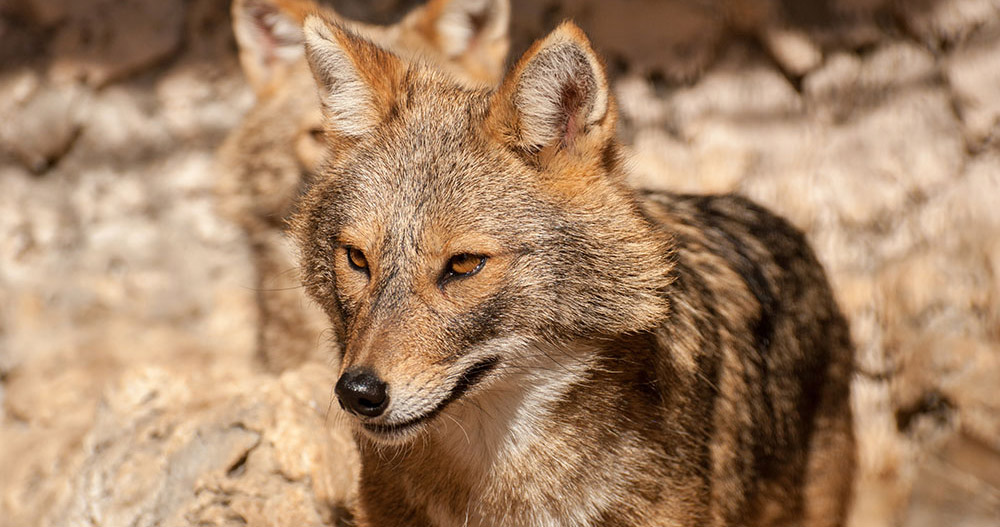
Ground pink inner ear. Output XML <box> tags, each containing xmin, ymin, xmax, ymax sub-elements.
<box><xmin>559</xmin><ymin>81</ymin><xmax>585</xmax><ymax>149</ymax></box>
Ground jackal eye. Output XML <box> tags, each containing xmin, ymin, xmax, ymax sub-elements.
<box><xmin>307</xmin><ymin>127</ymin><xmax>324</xmax><ymax>142</ymax></box>
<box><xmin>445</xmin><ymin>254</ymin><xmax>486</xmax><ymax>280</ymax></box>
<box><xmin>346</xmin><ymin>247</ymin><xmax>368</xmax><ymax>272</ymax></box>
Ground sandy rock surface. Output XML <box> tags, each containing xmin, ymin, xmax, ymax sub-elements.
<box><xmin>1</xmin><ymin>0</ymin><xmax>998</xmax><ymax>526</ymax></box>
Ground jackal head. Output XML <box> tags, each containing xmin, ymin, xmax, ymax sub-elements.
<box><xmin>294</xmin><ymin>19</ymin><xmax>674</xmax><ymax>443</ymax></box>
<box><xmin>218</xmin><ymin>0</ymin><xmax>509</xmax><ymax>225</ymax></box>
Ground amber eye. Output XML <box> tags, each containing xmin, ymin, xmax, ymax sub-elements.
<box><xmin>446</xmin><ymin>254</ymin><xmax>486</xmax><ymax>279</ymax></box>
<box><xmin>346</xmin><ymin>247</ymin><xmax>368</xmax><ymax>272</ymax></box>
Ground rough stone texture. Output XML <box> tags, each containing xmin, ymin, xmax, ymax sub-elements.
<box><xmin>52</xmin><ymin>364</ymin><xmax>357</xmax><ymax>527</ymax></box>
<box><xmin>0</xmin><ymin>73</ymin><xmax>85</xmax><ymax>173</ymax></box>
<box><xmin>1</xmin><ymin>1</ymin><xmax>998</xmax><ymax>526</ymax></box>
<box><xmin>946</xmin><ymin>25</ymin><xmax>1000</xmax><ymax>146</ymax></box>
<box><xmin>2</xmin><ymin>364</ymin><xmax>358</xmax><ymax>527</ymax></box>
<box><xmin>895</xmin><ymin>0</ymin><xmax>1000</xmax><ymax>48</ymax></box>
<box><xmin>762</xmin><ymin>27</ymin><xmax>824</xmax><ymax>77</ymax></box>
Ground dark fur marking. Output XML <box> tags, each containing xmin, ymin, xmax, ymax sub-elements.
<box><xmin>437</xmin><ymin>290</ymin><xmax>514</xmax><ymax>363</ymax></box>
<box><xmin>363</xmin><ymin>356</ymin><xmax>499</xmax><ymax>435</ymax></box>
<box><xmin>601</xmin><ymin>141</ymin><xmax>621</xmax><ymax>175</ymax></box>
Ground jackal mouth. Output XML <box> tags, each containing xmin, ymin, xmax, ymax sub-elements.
<box><xmin>361</xmin><ymin>357</ymin><xmax>500</xmax><ymax>439</ymax></box>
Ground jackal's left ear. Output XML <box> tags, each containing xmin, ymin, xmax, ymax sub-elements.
<box><xmin>489</xmin><ymin>22</ymin><xmax>612</xmax><ymax>153</ymax></box>
<box><xmin>303</xmin><ymin>15</ymin><xmax>406</xmax><ymax>138</ymax></box>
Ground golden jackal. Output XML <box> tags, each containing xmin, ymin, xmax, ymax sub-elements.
<box><xmin>293</xmin><ymin>16</ymin><xmax>855</xmax><ymax>527</ymax></box>
<box><xmin>216</xmin><ymin>0</ymin><xmax>510</xmax><ymax>371</ymax></box>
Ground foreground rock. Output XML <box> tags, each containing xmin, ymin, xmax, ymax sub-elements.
<box><xmin>2</xmin><ymin>363</ymin><xmax>358</xmax><ymax>527</ymax></box>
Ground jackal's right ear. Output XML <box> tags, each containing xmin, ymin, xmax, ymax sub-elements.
<box><xmin>488</xmin><ymin>22</ymin><xmax>613</xmax><ymax>155</ymax></box>
<box><xmin>232</xmin><ymin>0</ymin><xmax>316</xmax><ymax>94</ymax></box>
<box><xmin>303</xmin><ymin>16</ymin><xmax>406</xmax><ymax>139</ymax></box>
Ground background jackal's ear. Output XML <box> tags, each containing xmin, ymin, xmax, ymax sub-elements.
<box><xmin>303</xmin><ymin>16</ymin><xmax>406</xmax><ymax>139</ymax></box>
<box><xmin>232</xmin><ymin>0</ymin><xmax>317</xmax><ymax>94</ymax></box>
<box><xmin>400</xmin><ymin>0</ymin><xmax>509</xmax><ymax>85</ymax></box>
<box><xmin>488</xmin><ymin>22</ymin><xmax>613</xmax><ymax>154</ymax></box>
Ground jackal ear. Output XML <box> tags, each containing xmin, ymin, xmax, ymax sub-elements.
<box><xmin>489</xmin><ymin>22</ymin><xmax>612</xmax><ymax>153</ymax></box>
<box><xmin>407</xmin><ymin>0</ymin><xmax>509</xmax><ymax>74</ymax></box>
<box><xmin>232</xmin><ymin>0</ymin><xmax>315</xmax><ymax>94</ymax></box>
<box><xmin>303</xmin><ymin>16</ymin><xmax>406</xmax><ymax>138</ymax></box>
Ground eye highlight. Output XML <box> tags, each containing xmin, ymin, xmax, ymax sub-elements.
<box><xmin>346</xmin><ymin>247</ymin><xmax>369</xmax><ymax>272</ymax></box>
<box><xmin>445</xmin><ymin>254</ymin><xmax>486</xmax><ymax>280</ymax></box>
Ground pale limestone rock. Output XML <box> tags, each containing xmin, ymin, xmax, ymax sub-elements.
<box><xmin>671</xmin><ymin>51</ymin><xmax>804</xmax><ymax>128</ymax></box>
<box><xmin>627</xmin><ymin>129</ymin><xmax>696</xmax><ymax>192</ymax></box>
<box><xmin>903</xmin><ymin>431</ymin><xmax>1000</xmax><ymax>527</ymax></box>
<box><xmin>804</xmin><ymin>41</ymin><xmax>937</xmax><ymax>122</ymax></box>
<box><xmin>74</xmin><ymin>85</ymin><xmax>176</xmax><ymax>163</ymax></box>
<box><xmin>0</xmin><ymin>419</ymin><xmax>90</xmax><ymax>527</ymax></box>
<box><xmin>156</xmin><ymin>64</ymin><xmax>255</xmax><ymax>143</ymax></box>
<box><xmin>860</xmin><ymin>41</ymin><xmax>938</xmax><ymax>90</ymax></box>
<box><xmin>946</xmin><ymin>30</ymin><xmax>1000</xmax><ymax>145</ymax></box>
<box><xmin>848</xmin><ymin>371</ymin><xmax>911</xmax><ymax>527</ymax></box>
<box><xmin>0</xmin><ymin>150</ymin><xmax>257</xmax><ymax>380</ymax></box>
<box><xmin>896</xmin><ymin>0</ymin><xmax>1000</xmax><ymax>48</ymax></box>
<box><xmin>0</xmin><ymin>69</ymin><xmax>40</xmax><ymax>110</ymax></box>
<box><xmin>910</xmin><ymin>152</ymin><xmax>1000</xmax><ymax>249</ymax></box>
<box><xmin>762</xmin><ymin>27</ymin><xmax>823</xmax><ymax>77</ymax></box>
<box><xmin>614</xmin><ymin>74</ymin><xmax>671</xmax><ymax>130</ymax></box>
<box><xmin>813</xmin><ymin>88</ymin><xmax>963</xmax><ymax>228</ymax></box>
<box><xmin>802</xmin><ymin>52</ymin><xmax>862</xmax><ymax>121</ymax></box>
<box><xmin>36</xmin><ymin>364</ymin><xmax>358</xmax><ymax>527</ymax></box>
<box><xmin>0</xmin><ymin>78</ymin><xmax>86</xmax><ymax>173</ymax></box>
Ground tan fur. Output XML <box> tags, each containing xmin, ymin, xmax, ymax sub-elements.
<box><xmin>294</xmin><ymin>19</ymin><xmax>855</xmax><ymax>527</ymax></box>
<box><xmin>216</xmin><ymin>0</ymin><xmax>510</xmax><ymax>371</ymax></box>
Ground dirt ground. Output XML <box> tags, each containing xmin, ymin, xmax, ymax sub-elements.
<box><xmin>0</xmin><ymin>0</ymin><xmax>998</xmax><ymax>526</ymax></box>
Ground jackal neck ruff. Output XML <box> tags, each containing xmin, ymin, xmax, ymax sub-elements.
<box><xmin>294</xmin><ymin>17</ymin><xmax>855</xmax><ymax>527</ymax></box>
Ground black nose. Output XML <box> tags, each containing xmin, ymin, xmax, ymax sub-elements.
<box><xmin>335</xmin><ymin>368</ymin><xmax>389</xmax><ymax>417</ymax></box>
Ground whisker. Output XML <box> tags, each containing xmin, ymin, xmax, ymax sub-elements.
<box><xmin>444</xmin><ymin>412</ymin><xmax>472</xmax><ymax>445</ymax></box>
